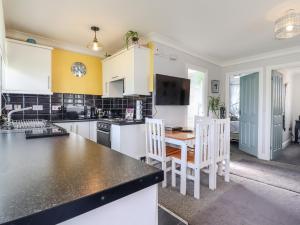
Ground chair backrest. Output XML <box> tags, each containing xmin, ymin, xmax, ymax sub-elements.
<box><xmin>194</xmin><ymin>116</ymin><xmax>213</xmax><ymax>168</ymax></box>
<box><xmin>212</xmin><ymin>118</ymin><xmax>230</xmax><ymax>163</ymax></box>
<box><xmin>145</xmin><ymin>118</ymin><xmax>166</xmax><ymax>161</ymax></box>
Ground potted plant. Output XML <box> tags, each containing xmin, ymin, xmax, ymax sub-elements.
<box><xmin>124</xmin><ymin>30</ymin><xmax>139</xmax><ymax>49</ymax></box>
<box><xmin>208</xmin><ymin>96</ymin><xmax>226</xmax><ymax>119</ymax></box>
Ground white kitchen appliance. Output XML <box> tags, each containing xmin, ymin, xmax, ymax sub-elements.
<box><xmin>135</xmin><ymin>100</ymin><xmax>143</xmax><ymax>120</ymax></box>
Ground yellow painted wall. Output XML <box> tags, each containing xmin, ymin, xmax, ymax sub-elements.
<box><xmin>147</xmin><ymin>42</ymin><xmax>154</xmax><ymax>92</ymax></box>
<box><xmin>52</xmin><ymin>49</ymin><xmax>102</xmax><ymax>95</ymax></box>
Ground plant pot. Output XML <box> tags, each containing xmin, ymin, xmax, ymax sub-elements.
<box><xmin>131</xmin><ymin>37</ymin><xmax>139</xmax><ymax>44</ymax></box>
<box><xmin>209</xmin><ymin>110</ymin><xmax>218</xmax><ymax>119</ymax></box>
<box><xmin>220</xmin><ymin>107</ymin><xmax>226</xmax><ymax>119</ymax></box>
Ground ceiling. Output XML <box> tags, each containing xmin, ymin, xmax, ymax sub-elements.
<box><xmin>3</xmin><ymin>0</ymin><xmax>300</xmax><ymax>65</ymax></box>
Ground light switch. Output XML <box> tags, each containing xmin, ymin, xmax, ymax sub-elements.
<box><xmin>33</xmin><ymin>105</ymin><xmax>43</xmax><ymax>111</ymax></box>
<box><xmin>52</xmin><ymin>105</ymin><xmax>61</xmax><ymax>111</ymax></box>
<box><xmin>5</xmin><ymin>104</ymin><xmax>13</xmax><ymax>110</ymax></box>
<box><xmin>14</xmin><ymin>104</ymin><xmax>22</xmax><ymax>110</ymax></box>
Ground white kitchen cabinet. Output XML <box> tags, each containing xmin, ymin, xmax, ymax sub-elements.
<box><xmin>3</xmin><ymin>38</ymin><xmax>52</xmax><ymax>94</ymax></box>
<box><xmin>111</xmin><ymin>124</ymin><xmax>146</xmax><ymax>160</ymax></box>
<box><xmin>54</xmin><ymin>122</ymin><xmax>74</xmax><ymax>132</ymax></box>
<box><xmin>89</xmin><ymin>121</ymin><xmax>97</xmax><ymax>142</ymax></box>
<box><xmin>102</xmin><ymin>45</ymin><xmax>150</xmax><ymax>97</ymax></box>
<box><xmin>54</xmin><ymin>122</ymin><xmax>92</xmax><ymax>141</ymax></box>
<box><xmin>73</xmin><ymin>122</ymin><xmax>90</xmax><ymax>140</ymax></box>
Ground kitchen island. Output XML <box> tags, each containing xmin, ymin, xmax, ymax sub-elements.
<box><xmin>0</xmin><ymin>132</ymin><xmax>163</xmax><ymax>225</ymax></box>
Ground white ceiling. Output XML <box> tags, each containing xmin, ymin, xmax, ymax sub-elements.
<box><xmin>3</xmin><ymin>0</ymin><xmax>300</xmax><ymax>65</ymax></box>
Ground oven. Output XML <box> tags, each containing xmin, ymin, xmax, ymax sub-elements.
<box><xmin>97</xmin><ymin>122</ymin><xmax>111</xmax><ymax>148</ymax></box>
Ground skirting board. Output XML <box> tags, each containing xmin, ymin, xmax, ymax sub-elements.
<box><xmin>158</xmin><ymin>204</ymin><xmax>188</xmax><ymax>225</ymax></box>
<box><xmin>282</xmin><ymin>138</ymin><xmax>292</xmax><ymax>149</ymax></box>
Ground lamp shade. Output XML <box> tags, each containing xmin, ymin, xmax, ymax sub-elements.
<box><xmin>274</xmin><ymin>9</ymin><xmax>300</xmax><ymax>39</ymax></box>
<box><xmin>87</xmin><ymin>26</ymin><xmax>103</xmax><ymax>51</ymax></box>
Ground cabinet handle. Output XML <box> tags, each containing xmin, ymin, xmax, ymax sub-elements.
<box><xmin>48</xmin><ymin>76</ymin><xmax>50</xmax><ymax>89</ymax></box>
<box><xmin>105</xmin><ymin>82</ymin><xmax>108</xmax><ymax>94</ymax></box>
<box><xmin>76</xmin><ymin>125</ymin><xmax>78</xmax><ymax>134</ymax></box>
<box><xmin>70</xmin><ymin>125</ymin><xmax>73</xmax><ymax>132</ymax></box>
<box><xmin>112</xmin><ymin>76</ymin><xmax>119</xmax><ymax>79</ymax></box>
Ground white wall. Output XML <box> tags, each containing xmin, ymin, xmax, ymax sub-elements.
<box><xmin>152</xmin><ymin>42</ymin><xmax>223</xmax><ymax>127</ymax></box>
<box><xmin>289</xmin><ymin>71</ymin><xmax>300</xmax><ymax>140</ymax></box>
<box><xmin>280</xmin><ymin>70</ymin><xmax>293</xmax><ymax>146</ymax></box>
<box><xmin>0</xmin><ymin>0</ymin><xmax>6</xmax><ymax>116</ymax></box>
<box><xmin>222</xmin><ymin>52</ymin><xmax>300</xmax><ymax>160</ymax></box>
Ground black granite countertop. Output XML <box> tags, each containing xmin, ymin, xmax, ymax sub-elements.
<box><xmin>52</xmin><ymin>118</ymin><xmax>145</xmax><ymax>126</ymax></box>
<box><xmin>0</xmin><ymin>132</ymin><xmax>163</xmax><ymax>225</ymax></box>
<box><xmin>97</xmin><ymin>118</ymin><xmax>145</xmax><ymax>126</ymax></box>
<box><xmin>51</xmin><ymin>118</ymin><xmax>99</xmax><ymax>123</ymax></box>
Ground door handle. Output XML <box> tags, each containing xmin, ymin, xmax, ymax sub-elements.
<box><xmin>97</xmin><ymin>130</ymin><xmax>110</xmax><ymax>134</ymax></box>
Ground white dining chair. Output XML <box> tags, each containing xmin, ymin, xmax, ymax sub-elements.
<box><xmin>171</xmin><ymin>116</ymin><xmax>214</xmax><ymax>199</ymax></box>
<box><xmin>145</xmin><ymin>118</ymin><xmax>181</xmax><ymax>187</ymax></box>
<box><xmin>213</xmin><ymin>118</ymin><xmax>231</xmax><ymax>186</ymax></box>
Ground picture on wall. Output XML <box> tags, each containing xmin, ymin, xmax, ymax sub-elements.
<box><xmin>211</xmin><ymin>80</ymin><xmax>220</xmax><ymax>93</ymax></box>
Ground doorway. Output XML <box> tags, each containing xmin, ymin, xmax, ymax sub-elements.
<box><xmin>227</xmin><ymin>70</ymin><xmax>262</xmax><ymax>158</ymax></box>
<box><xmin>269</xmin><ymin>66</ymin><xmax>300</xmax><ymax>165</ymax></box>
<box><xmin>186</xmin><ymin>65</ymin><xmax>207</xmax><ymax>128</ymax></box>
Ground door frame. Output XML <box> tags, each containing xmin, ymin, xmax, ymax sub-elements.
<box><xmin>185</xmin><ymin>63</ymin><xmax>208</xmax><ymax>116</ymax></box>
<box><xmin>266</xmin><ymin>61</ymin><xmax>300</xmax><ymax>160</ymax></box>
<box><xmin>225</xmin><ymin>68</ymin><xmax>263</xmax><ymax>159</ymax></box>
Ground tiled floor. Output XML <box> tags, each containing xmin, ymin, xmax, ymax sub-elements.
<box><xmin>158</xmin><ymin>206</ymin><xmax>186</xmax><ymax>225</ymax></box>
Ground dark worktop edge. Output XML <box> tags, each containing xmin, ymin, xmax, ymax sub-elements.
<box><xmin>2</xmin><ymin>170</ymin><xmax>163</xmax><ymax>225</ymax></box>
<box><xmin>52</xmin><ymin>119</ymin><xmax>145</xmax><ymax>125</ymax></box>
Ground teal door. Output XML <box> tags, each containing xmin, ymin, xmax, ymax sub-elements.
<box><xmin>271</xmin><ymin>70</ymin><xmax>283</xmax><ymax>159</ymax></box>
<box><xmin>239</xmin><ymin>73</ymin><xmax>259</xmax><ymax>156</ymax></box>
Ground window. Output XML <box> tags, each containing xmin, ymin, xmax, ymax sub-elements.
<box><xmin>229</xmin><ymin>77</ymin><xmax>240</xmax><ymax>119</ymax></box>
<box><xmin>187</xmin><ymin>69</ymin><xmax>205</xmax><ymax>128</ymax></box>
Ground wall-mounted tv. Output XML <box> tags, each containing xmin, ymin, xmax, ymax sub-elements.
<box><xmin>155</xmin><ymin>74</ymin><xmax>190</xmax><ymax>105</ymax></box>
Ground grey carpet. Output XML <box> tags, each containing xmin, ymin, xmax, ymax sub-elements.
<box><xmin>159</xmin><ymin>175</ymin><xmax>300</xmax><ymax>225</ymax></box>
<box><xmin>158</xmin><ymin>206</ymin><xmax>186</xmax><ymax>225</ymax></box>
<box><xmin>158</xmin><ymin>148</ymin><xmax>300</xmax><ymax>225</ymax></box>
<box><xmin>230</xmin><ymin>159</ymin><xmax>300</xmax><ymax>193</ymax></box>
<box><xmin>274</xmin><ymin>143</ymin><xmax>300</xmax><ymax>166</ymax></box>
<box><xmin>189</xmin><ymin>178</ymin><xmax>300</xmax><ymax>225</ymax></box>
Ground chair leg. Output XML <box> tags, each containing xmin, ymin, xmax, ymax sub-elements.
<box><xmin>194</xmin><ymin>168</ymin><xmax>200</xmax><ymax>199</ymax></box>
<box><xmin>224</xmin><ymin>159</ymin><xmax>230</xmax><ymax>182</ymax></box>
<box><xmin>162</xmin><ymin>161</ymin><xmax>167</xmax><ymax>188</ymax></box>
<box><xmin>209</xmin><ymin>164</ymin><xmax>216</xmax><ymax>190</ymax></box>
<box><xmin>171</xmin><ymin>160</ymin><xmax>176</xmax><ymax>187</ymax></box>
<box><xmin>146</xmin><ymin>157</ymin><xmax>150</xmax><ymax>165</ymax></box>
<box><xmin>217</xmin><ymin>162</ymin><xmax>223</xmax><ymax>176</ymax></box>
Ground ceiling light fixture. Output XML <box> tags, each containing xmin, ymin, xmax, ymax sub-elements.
<box><xmin>87</xmin><ymin>26</ymin><xmax>103</xmax><ymax>51</ymax></box>
<box><xmin>274</xmin><ymin>9</ymin><xmax>300</xmax><ymax>39</ymax></box>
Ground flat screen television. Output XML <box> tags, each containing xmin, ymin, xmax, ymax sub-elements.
<box><xmin>155</xmin><ymin>74</ymin><xmax>190</xmax><ymax>105</ymax></box>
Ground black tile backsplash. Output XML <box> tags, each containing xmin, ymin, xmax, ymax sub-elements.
<box><xmin>1</xmin><ymin>93</ymin><xmax>153</xmax><ymax>121</ymax></box>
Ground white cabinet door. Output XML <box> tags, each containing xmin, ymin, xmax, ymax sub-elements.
<box><xmin>89</xmin><ymin>121</ymin><xmax>97</xmax><ymax>142</ymax></box>
<box><xmin>102</xmin><ymin>46</ymin><xmax>150</xmax><ymax>97</ymax></box>
<box><xmin>102</xmin><ymin>59</ymin><xmax>111</xmax><ymax>98</ymax></box>
<box><xmin>111</xmin><ymin>124</ymin><xmax>121</xmax><ymax>152</ymax></box>
<box><xmin>54</xmin><ymin>122</ymin><xmax>74</xmax><ymax>133</ymax></box>
<box><xmin>4</xmin><ymin>39</ymin><xmax>52</xmax><ymax>94</ymax></box>
<box><xmin>73</xmin><ymin>122</ymin><xmax>90</xmax><ymax>139</ymax></box>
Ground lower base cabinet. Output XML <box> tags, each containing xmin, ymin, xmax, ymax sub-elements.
<box><xmin>54</xmin><ymin>121</ymin><xmax>97</xmax><ymax>142</ymax></box>
<box><xmin>111</xmin><ymin>124</ymin><xmax>146</xmax><ymax>159</ymax></box>
<box><xmin>58</xmin><ymin>185</ymin><xmax>158</xmax><ymax>225</ymax></box>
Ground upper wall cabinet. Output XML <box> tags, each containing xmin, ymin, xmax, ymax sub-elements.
<box><xmin>52</xmin><ymin>49</ymin><xmax>102</xmax><ymax>95</ymax></box>
<box><xmin>3</xmin><ymin>39</ymin><xmax>53</xmax><ymax>94</ymax></box>
<box><xmin>102</xmin><ymin>45</ymin><xmax>150</xmax><ymax>97</ymax></box>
